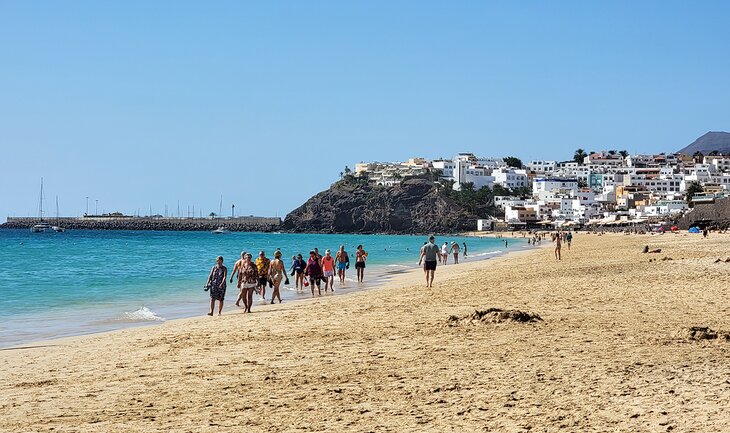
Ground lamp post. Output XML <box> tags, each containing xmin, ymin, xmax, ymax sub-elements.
<box><xmin>95</xmin><ymin>200</ymin><xmax>98</xmax><ymax>215</ymax></box>
<box><xmin>231</xmin><ymin>204</ymin><xmax>235</xmax><ymax>217</ymax></box>
<box><xmin>85</xmin><ymin>197</ymin><xmax>89</xmax><ymax>215</ymax></box>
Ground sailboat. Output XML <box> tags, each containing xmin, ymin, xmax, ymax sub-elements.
<box><xmin>52</xmin><ymin>196</ymin><xmax>66</xmax><ymax>232</ymax></box>
<box><xmin>211</xmin><ymin>194</ymin><xmax>229</xmax><ymax>234</ymax></box>
<box><xmin>31</xmin><ymin>178</ymin><xmax>54</xmax><ymax>233</ymax></box>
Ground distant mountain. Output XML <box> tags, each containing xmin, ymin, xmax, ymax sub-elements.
<box><xmin>677</xmin><ymin>131</ymin><xmax>730</xmax><ymax>155</ymax></box>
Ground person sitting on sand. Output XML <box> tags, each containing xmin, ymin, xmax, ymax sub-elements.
<box><xmin>305</xmin><ymin>250</ymin><xmax>323</xmax><ymax>296</ymax></box>
<box><xmin>335</xmin><ymin>245</ymin><xmax>349</xmax><ymax>285</ymax></box>
<box><xmin>230</xmin><ymin>251</ymin><xmax>247</xmax><ymax>307</ymax></box>
<box><xmin>239</xmin><ymin>253</ymin><xmax>258</xmax><ymax>313</ymax></box>
<box><xmin>321</xmin><ymin>249</ymin><xmax>336</xmax><ymax>293</ymax></box>
<box><xmin>205</xmin><ymin>256</ymin><xmax>227</xmax><ymax>316</ymax></box>
<box><xmin>355</xmin><ymin>245</ymin><xmax>367</xmax><ymax>283</ymax></box>
<box><xmin>255</xmin><ymin>251</ymin><xmax>271</xmax><ymax>302</ymax></box>
<box><xmin>419</xmin><ymin>236</ymin><xmax>439</xmax><ymax>288</ymax></box>
<box><xmin>268</xmin><ymin>251</ymin><xmax>287</xmax><ymax>304</ymax></box>
<box><xmin>643</xmin><ymin>245</ymin><xmax>662</xmax><ymax>254</ymax></box>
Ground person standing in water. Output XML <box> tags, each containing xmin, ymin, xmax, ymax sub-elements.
<box><xmin>239</xmin><ymin>253</ymin><xmax>258</xmax><ymax>313</ymax></box>
<box><xmin>335</xmin><ymin>245</ymin><xmax>349</xmax><ymax>285</ymax></box>
<box><xmin>462</xmin><ymin>242</ymin><xmax>467</xmax><ymax>258</ymax></box>
<box><xmin>205</xmin><ymin>256</ymin><xmax>227</xmax><ymax>316</ymax></box>
<box><xmin>268</xmin><ymin>250</ymin><xmax>287</xmax><ymax>304</ymax></box>
<box><xmin>419</xmin><ymin>236</ymin><xmax>439</xmax><ymax>288</ymax></box>
<box><xmin>355</xmin><ymin>245</ymin><xmax>368</xmax><ymax>283</ymax></box>
<box><xmin>451</xmin><ymin>242</ymin><xmax>460</xmax><ymax>264</ymax></box>
<box><xmin>441</xmin><ymin>242</ymin><xmax>449</xmax><ymax>264</ymax></box>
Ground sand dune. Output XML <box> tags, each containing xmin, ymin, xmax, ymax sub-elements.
<box><xmin>2</xmin><ymin>233</ymin><xmax>730</xmax><ymax>432</ymax></box>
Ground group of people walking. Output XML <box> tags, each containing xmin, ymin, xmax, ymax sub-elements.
<box><xmin>204</xmin><ymin>245</ymin><xmax>368</xmax><ymax>315</ymax></box>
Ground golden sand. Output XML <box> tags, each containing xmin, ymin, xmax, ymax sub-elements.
<box><xmin>2</xmin><ymin>233</ymin><xmax>730</xmax><ymax>432</ymax></box>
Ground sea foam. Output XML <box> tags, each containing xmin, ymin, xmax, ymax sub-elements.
<box><xmin>119</xmin><ymin>306</ymin><xmax>165</xmax><ymax>323</ymax></box>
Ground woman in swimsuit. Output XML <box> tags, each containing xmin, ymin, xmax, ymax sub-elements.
<box><xmin>321</xmin><ymin>249</ymin><xmax>336</xmax><ymax>293</ymax></box>
<box><xmin>268</xmin><ymin>250</ymin><xmax>286</xmax><ymax>304</ymax></box>
<box><xmin>239</xmin><ymin>253</ymin><xmax>258</xmax><ymax>313</ymax></box>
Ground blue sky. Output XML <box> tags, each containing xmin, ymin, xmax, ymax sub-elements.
<box><xmin>1</xmin><ymin>1</ymin><xmax>729</xmax><ymax>220</ymax></box>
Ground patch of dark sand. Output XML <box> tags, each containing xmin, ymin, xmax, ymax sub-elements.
<box><xmin>677</xmin><ymin>326</ymin><xmax>730</xmax><ymax>342</ymax></box>
<box><xmin>447</xmin><ymin>308</ymin><xmax>543</xmax><ymax>326</ymax></box>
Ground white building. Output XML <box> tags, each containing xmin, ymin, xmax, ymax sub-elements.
<box><xmin>493</xmin><ymin>168</ymin><xmax>528</xmax><ymax>189</ymax></box>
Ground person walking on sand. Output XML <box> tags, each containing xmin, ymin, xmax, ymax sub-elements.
<box><xmin>239</xmin><ymin>253</ymin><xmax>258</xmax><ymax>313</ymax></box>
<box><xmin>451</xmin><ymin>242</ymin><xmax>460</xmax><ymax>264</ymax></box>
<box><xmin>205</xmin><ymin>256</ymin><xmax>227</xmax><ymax>316</ymax></box>
<box><xmin>554</xmin><ymin>234</ymin><xmax>562</xmax><ymax>260</ymax></box>
<box><xmin>229</xmin><ymin>251</ymin><xmax>247</xmax><ymax>307</ymax></box>
<box><xmin>355</xmin><ymin>245</ymin><xmax>368</xmax><ymax>283</ymax></box>
<box><xmin>566</xmin><ymin>232</ymin><xmax>572</xmax><ymax>250</ymax></box>
<box><xmin>336</xmin><ymin>245</ymin><xmax>350</xmax><ymax>285</ymax></box>
<box><xmin>419</xmin><ymin>236</ymin><xmax>439</xmax><ymax>288</ymax></box>
<box><xmin>255</xmin><ymin>251</ymin><xmax>271</xmax><ymax>302</ymax></box>
<box><xmin>290</xmin><ymin>254</ymin><xmax>306</xmax><ymax>292</ymax></box>
<box><xmin>321</xmin><ymin>249</ymin><xmax>336</xmax><ymax>292</ymax></box>
<box><xmin>268</xmin><ymin>251</ymin><xmax>287</xmax><ymax>304</ymax></box>
<box><xmin>441</xmin><ymin>242</ymin><xmax>449</xmax><ymax>264</ymax></box>
<box><xmin>304</xmin><ymin>250</ymin><xmax>323</xmax><ymax>296</ymax></box>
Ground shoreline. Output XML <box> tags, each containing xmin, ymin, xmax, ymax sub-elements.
<box><xmin>2</xmin><ymin>240</ymin><xmax>538</xmax><ymax>350</ymax></box>
<box><xmin>5</xmin><ymin>233</ymin><xmax>728</xmax><ymax>431</ymax></box>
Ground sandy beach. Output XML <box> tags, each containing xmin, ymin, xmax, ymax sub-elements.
<box><xmin>2</xmin><ymin>233</ymin><xmax>730</xmax><ymax>432</ymax></box>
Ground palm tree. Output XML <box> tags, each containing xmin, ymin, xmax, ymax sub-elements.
<box><xmin>573</xmin><ymin>148</ymin><xmax>587</xmax><ymax>164</ymax></box>
<box><xmin>619</xmin><ymin>150</ymin><xmax>629</xmax><ymax>159</ymax></box>
<box><xmin>692</xmin><ymin>151</ymin><xmax>704</xmax><ymax>163</ymax></box>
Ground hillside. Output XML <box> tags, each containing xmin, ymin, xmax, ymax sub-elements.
<box><xmin>677</xmin><ymin>131</ymin><xmax>730</xmax><ymax>155</ymax></box>
<box><xmin>282</xmin><ymin>178</ymin><xmax>487</xmax><ymax>234</ymax></box>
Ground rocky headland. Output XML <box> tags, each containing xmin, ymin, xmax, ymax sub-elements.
<box><xmin>282</xmin><ymin>178</ymin><xmax>486</xmax><ymax>234</ymax></box>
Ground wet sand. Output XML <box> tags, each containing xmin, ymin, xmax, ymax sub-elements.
<box><xmin>2</xmin><ymin>233</ymin><xmax>729</xmax><ymax>432</ymax></box>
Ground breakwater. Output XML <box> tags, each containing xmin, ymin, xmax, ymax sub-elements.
<box><xmin>2</xmin><ymin>216</ymin><xmax>281</xmax><ymax>232</ymax></box>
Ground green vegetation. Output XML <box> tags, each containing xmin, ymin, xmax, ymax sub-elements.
<box><xmin>503</xmin><ymin>156</ymin><xmax>523</xmax><ymax>168</ymax></box>
<box><xmin>685</xmin><ymin>181</ymin><xmax>704</xmax><ymax>202</ymax></box>
<box><xmin>573</xmin><ymin>148</ymin><xmax>587</xmax><ymax>164</ymax></box>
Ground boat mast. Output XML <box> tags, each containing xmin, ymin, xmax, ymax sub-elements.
<box><xmin>38</xmin><ymin>178</ymin><xmax>44</xmax><ymax>222</ymax></box>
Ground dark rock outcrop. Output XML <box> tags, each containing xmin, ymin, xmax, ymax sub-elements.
<box><xmin>282</xmin><ymin>178</ymin><xmax>481</xmax><ymax>234</ymax></box>
<box><xmin>677</xmin><ymin>131</ymin><xmax>730</xmax><ymax>155</ymax></box>
<box><xmin>676</xmin><ymin>197</ymin><xmax>730</xmax><ymax>229</ymax></box>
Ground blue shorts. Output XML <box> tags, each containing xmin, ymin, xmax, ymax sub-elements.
<box><xmin>337</xmin><ymin>262</ymin><xmax>347</xmax><ymax>271</ymax></box>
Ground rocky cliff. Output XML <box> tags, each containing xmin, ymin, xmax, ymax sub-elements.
<box><xmin>282</xmin><ymin>178</ymin><xmax>481</xmax><ymax>234</ymax></box>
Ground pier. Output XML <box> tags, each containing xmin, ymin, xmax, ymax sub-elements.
<box><xmin>2</xmin><ymin>215</ymin><xmax>281</xmax><ymax>232</ymax></box>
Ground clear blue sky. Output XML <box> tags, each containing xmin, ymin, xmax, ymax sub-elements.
<box><xmin>1</xmin><ymin>1</ymin><xmax>729</xmax><ymax>220</ymax></box>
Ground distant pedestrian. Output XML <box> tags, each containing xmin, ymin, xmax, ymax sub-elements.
<box><xmin>321</xmin><ymin>249</ymin><xmax>336</xmax><ymax>292</ymax></box>
<box><xmin>268</xmin><ymin>250</ymin><xmax>286</xmax><ymax>304</ymax></box>
<box><xmin>441</xmin><ymin>242</ymin><xmax>449</xmax><ymax>264</ymax></box>
<box><xmin>305</xmin><ymin>250</ymin><xmax>323</xmax><ymax>296</ymax></box>
<box><xmin>205</xmin><ymin>256</ymin><xmax>227</xmax><ymax>316</ymax></box>
<box><xmin>290</xmin><ymin>254</ymin><xmax>306</xmax><ymax>292</ymax></box>
<box><xmin>462</xmin><ymin>242</ymin><xmax>467</xmax><ymax>257</ymax></box>
<box><xmin>355</xmin><ymin>245</ymin><xmax>368</xmax><ymax>283</ymax></box>
<box><xmin>451</xmin><ymin>242</ymin><xmax>460</xmax><ymax>264</ymax></box>
<box><xmin>230</xmin><ymin>251</ymin><xmax>247</xmax><ymax>307</ymax></box>
<box><xmin>336</xmin><ymin>245</ymin><xmax>350</xmax><ymax>285</ymax></box>
<box><xmin>554</xmin><ymin>235</ymin><xmax>562</xmax><ymax>260</ymax></box>
<box><xmin>255</xmin><ymin>251</ymin><xmax>271</xmax><ymax>302</ymax></box>
<box><xmin>419</xmin><ymin>236</ymin><xmax>439</xmax><ymax>288</ymax></box>
<box><xmin>239</xmin><ymin>253</ymin><xmax>258</xmax><ymax>313</ymax></box>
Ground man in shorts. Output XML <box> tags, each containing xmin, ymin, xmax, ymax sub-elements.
<box><xmin>419</xmin><ymin>236</ymin><xmax>439</xmax><ymax>288</ymax></box>
<box><xmin>355</xmin><ymin>245</ymin><xmax>367</xmax><ymax>283</ymax></box>
<box><xmin>229</xmin><ymin>251</ymin><xmax>247</xmax><ymax>307</ymax></box>
<box><xmin>335</xmin><ymin>245</ymin><xmax>349</xmax><ymax>285</ymax></box>
<box><xmin>255</xmin><ymin>251</ymin><xmax>271</xmax><ymax>301</ymax></box>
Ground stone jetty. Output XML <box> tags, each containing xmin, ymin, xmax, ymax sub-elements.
<box><xmin>1</xmin><ymin>216</ymin><xmax>281</xmax><ymax>232</ymax></box>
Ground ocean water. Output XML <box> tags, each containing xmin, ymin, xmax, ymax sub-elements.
<box><xmin>0</xmin><ymin>229</ymin><xmax>525</xmax><ymax>347</ymax></box>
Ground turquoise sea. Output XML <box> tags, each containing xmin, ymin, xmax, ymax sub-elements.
<box><xmin>0</xmin><ymin>229</ymin><xmax>526</xmax><ymax>347</ymax></box>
